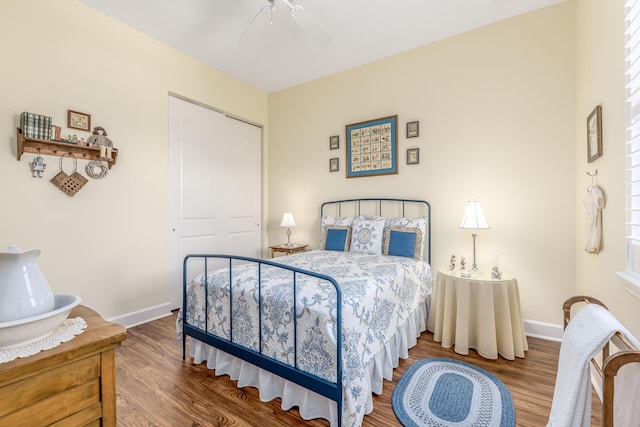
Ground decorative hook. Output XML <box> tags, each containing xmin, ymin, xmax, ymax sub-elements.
<box><xmin>587</xmin><ymin>170</ymin><xmax>598</xmax><ymax>185</ymax></box>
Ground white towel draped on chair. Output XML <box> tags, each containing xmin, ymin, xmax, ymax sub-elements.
<box><xmin>547</xmin><ymin>303</ymin><xmax>640</xmax><ymax>427</ymax></box>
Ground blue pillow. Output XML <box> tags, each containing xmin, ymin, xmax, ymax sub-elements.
<box><xmin>384</xmin><ymin>226</ymin><xmax>423</xmax><ymax>259</ymax></box>
<box><xmin>322</xmin><ymin>225</ymin><xmax>352</xmax><ymax>251</ymax></box>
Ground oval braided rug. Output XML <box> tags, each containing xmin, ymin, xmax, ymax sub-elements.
<box><xmin>392</xmin><ymin>357</ymin><xmax>515</xmax><ymax>427</ymax></box>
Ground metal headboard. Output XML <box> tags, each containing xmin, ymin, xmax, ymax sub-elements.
<box><xmin>320</xmin><ymin>197</ymin><xmax>431</xmax><ymax>264</ymax></box>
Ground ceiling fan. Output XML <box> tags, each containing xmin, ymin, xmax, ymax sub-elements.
<box><xmin>240</xmin><ymin>0</ymin><xmax>332</xmax><ymax>45</ymax></box>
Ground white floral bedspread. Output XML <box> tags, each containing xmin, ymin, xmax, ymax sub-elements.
<box><xmin>183</xmin><ymin>250</ymin><xmax>431</xmax><ymax>426</ymax></box>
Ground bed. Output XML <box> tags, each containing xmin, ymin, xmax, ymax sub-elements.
<box><xmin>179</xmin><ymin>198</ymin><xmax>432</xmax><ymax>426</ymax></box>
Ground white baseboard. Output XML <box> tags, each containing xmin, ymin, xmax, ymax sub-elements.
<box><xmin>106</xmin><ymin>307</ymin><xmax>564</xmax><ymax>342</ymax></box>
<box><xmin>107</xmin><ymin>303</ymin><xmax>173</xmax><ymax>329</ymax></box>
<box><xmin>523</xmin><ymin>318</ymin><xmax>563</xmax><ymax>342</ymax></box>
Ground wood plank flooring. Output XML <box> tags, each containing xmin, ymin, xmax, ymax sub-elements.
<box><xmin>115</xmin><ymin>311</ymin><xmax>601</xmax><ymax>426</ymax></box>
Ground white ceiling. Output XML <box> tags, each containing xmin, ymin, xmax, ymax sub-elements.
<box><xmin>79</xmin><ymin>0</ymin><xmax>565</xmax><ymax>93</ymax></box>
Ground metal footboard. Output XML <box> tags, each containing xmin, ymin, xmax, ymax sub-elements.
<box><xmin>182</xmin><ymin>254</ymin><xmax>343</xmax><ymax>426</ymax></box>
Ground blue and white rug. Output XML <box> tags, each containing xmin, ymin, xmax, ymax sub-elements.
<box><xmin>392</xmin><ymin>357</ymin><xmax>515</xmax><ymax>427</ymax></box>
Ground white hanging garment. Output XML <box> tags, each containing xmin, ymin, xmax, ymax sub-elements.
<box><xmin>584</xmin><ymin>184</ymin><xmax>605</xmax><ymax>254</ymax></box>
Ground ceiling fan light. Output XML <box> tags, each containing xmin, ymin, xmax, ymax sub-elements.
<box><xmin>241</xmin><ymin>0</ymin><xmax>332</xmax><ymax>46</ymax></box>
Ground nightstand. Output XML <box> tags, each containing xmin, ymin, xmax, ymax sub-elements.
<box><xmin>426</xmin><ymin>268</ymin><xmax>528</xmax><ymax>360</ymax></box>
<box><xmin>269</xmin><ymin>243</ymin><xmax>308</xmax><ymax>258</ymax></box>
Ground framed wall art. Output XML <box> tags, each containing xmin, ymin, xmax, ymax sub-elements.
<box><xmin>587</xmin><ymin>105</ymin><xmax>602</xmax><ymax>163</ymax></box>
<box><xmin>329</xmin><ymin>135</ymin><xmax>339</xmax><ymax>150</ymax></box>
<box><xmin>329</xmin><ymin>158</ymin><xmax>339</xmax><ymax>172</ymax></box>
<box><xmin>407</xmin><ymin>121</ymin><xmax>419</xmax><ymax>138</ymax></box>
<box><xmin>407</xmin><ymin>148</ymin><xmax>419</xmax><ymax>165</ymax></box>
<box><xmin>346</xmin><ymin>115</ymin><xmax>398</xmax><ymax>178</ymax></box>
<box><xmin>67</xmin><ymin>110</ymin><xmax>91</xmax><ymax>132</ymax></box>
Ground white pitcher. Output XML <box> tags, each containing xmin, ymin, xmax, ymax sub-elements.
<box><xmin>0</xmin><ymin>247</ymin><xmax>55</xmax><ymax>322</ymax></box>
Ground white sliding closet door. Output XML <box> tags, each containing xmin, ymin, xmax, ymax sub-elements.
<box><xmin>168</xmin><ymin>95</ymin><xmax>262</xmax><ymax>309</ymax></box>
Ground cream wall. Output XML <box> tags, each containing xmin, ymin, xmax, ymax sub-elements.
<box><xmin>5</xmin><ymin>0</ymin><xmax>633</xmax><ymax>338</ymax></box>
<box><xmin>0</xmin><ymin>1</ymin><xmax>267</xmax><ymax>321</ymax></box>
<box><xmin>575</xmin><ymin>0</ymin><xmax>640</xmax><ymax>338</ymax></box>
<box><xmin>268</xmin><ymin>2</ymin><xmax>577</xmax><ymax>330</ymax></box>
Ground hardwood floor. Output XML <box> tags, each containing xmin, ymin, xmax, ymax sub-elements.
<box><xmin>115</xmin><ymin>311</ymin><xmax>601</xmax><ymax>426</ymax></box>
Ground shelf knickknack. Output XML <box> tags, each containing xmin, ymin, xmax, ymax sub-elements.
<box><xmin>16</xmin><ymin>128</ymin><xmax>118</xmax><ymax>169</ymax></box>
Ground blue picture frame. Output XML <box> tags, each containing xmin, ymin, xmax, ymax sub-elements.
<box><xmin>346</xmin><ymin>115</ymin><xmax>398</xmax><ymax>178</ymax></box>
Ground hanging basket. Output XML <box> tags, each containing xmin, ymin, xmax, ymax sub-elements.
<box><xmin>50</xmin><ymin>154</ymin><xmax>88</xmax><ymax>197</ymax></box>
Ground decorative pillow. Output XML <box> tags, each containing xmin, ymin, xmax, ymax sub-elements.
<box><xmin>383</xmin><ymin>226</ymin><xmax>423</xmax><ymax>259</ymax></box>
<box><xmin>321</xmin><ymin>225</ymin><xmax>352</xmax><ymax>251</ymax></box>
<box><xmin>349</xmin><ymin>218</ymin><xmax>386</xmax><ymax>254</ymax></box>
<box><xmin>320</xmin><ymin>215</ymin><xmax>365</xmax><ymax>244</ymax></box>
<box><xmin>375</xmin><ymin>216</ymin><xmax>428</xmax><ymax>260</ymax></box>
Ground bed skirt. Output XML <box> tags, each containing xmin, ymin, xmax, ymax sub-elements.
<box><xmin>189</xmin><ymin>300</ymin><xmax>429</xmax><ymax>426</ymax></box>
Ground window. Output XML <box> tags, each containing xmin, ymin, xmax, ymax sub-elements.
<box><xmin>622</xmin><ymin>0</ymin><xmax>640</xmax><ymax>296</ymax></box>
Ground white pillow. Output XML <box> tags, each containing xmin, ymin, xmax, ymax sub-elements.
<box><xmin>349</xmin><ymin>218</ymin><xmax>386</xmax><ymax>255</ymax></box>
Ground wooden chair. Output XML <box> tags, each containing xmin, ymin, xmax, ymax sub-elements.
<box><xmin>563</xmin><ymin>295</ymin><xmax>640</xmax><ymax>426</ymax></box>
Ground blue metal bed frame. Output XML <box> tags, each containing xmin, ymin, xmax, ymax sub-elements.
<box><xmin>182</xmin><ymin>198</ymin><xmax>431</xmax><ymax>426</ymax></box>
<box><xmin>182</xmin><ymin>255</ymin><xmax>343</xmax><ymax>424</ymax></box>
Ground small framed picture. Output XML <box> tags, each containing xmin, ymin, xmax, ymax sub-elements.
<box><xmin>407</xmin><ymin>148</ymin><xmax>419</xmax><ymax>165</ymax></box>
<box><xmin>407</xmin><ymin>121</ymin><xmax>419</xmax><ymax>138</ymax></box>
<box><xmin>329</xmin><ymin>135</ymin><xmax>339</xmax><ymax>150</ymax></box>
<box><xmin>330</xmin><ymin>157</ymin><xmax>339</xmax><ymax>172</ymax></box>
<box><xmin>67</xmin><ymin>110</ymin><xmax>91</xmax><ymax>132</ymax></box>
<box><xmin>587</xmin><ymin>105</ymin><xmax>602</xmax><ymax>163</ymax></box>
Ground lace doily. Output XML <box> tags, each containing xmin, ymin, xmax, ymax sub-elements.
<box><xmin>0</xmin><ymin>317</ymin><xmax>87</xmax><ymax>364</ymax></box>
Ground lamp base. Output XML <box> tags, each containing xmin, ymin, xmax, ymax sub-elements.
<box><xmin>285</xmin><ymin>228</ymin><xmax>293</xmax><ymax>247</ymax></box>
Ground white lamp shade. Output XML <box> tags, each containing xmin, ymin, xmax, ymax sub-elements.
<box><xmin>459</xmin><ymin>200</ymin><xmax>490</xmax><ymax>230</ymax></box>
<box><xmin>280</xmin><ymin>212</ymin><xmax>296</xmax><ymax>228</ymax></box>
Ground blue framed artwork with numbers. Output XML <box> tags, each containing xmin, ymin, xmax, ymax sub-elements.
<box><xmin>346</xmin><ymin>115</ymin><xmax>398</xmax><ymax>178</ymax></box>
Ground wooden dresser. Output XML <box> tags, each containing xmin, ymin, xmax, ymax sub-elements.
<box><xmin>0</xmin><ymin>305</ymin><xmax>126</xmax><ymax>426</ymax></box>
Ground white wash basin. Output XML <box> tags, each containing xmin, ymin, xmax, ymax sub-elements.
<box><xmin>0</xmin><ymin>294</ymin><xmax>81</xmax><ymax>350</ymax></box>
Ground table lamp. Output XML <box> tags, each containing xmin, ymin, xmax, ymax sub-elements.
<box><xmin>280</xmin><ymin>212</ymin><xmax>296</xmax><ymax>247</ymax></box>
<box><xmin>459</xmin><ymin>200</ymin><xmax>490</xmax><ymax>273</ymax></box>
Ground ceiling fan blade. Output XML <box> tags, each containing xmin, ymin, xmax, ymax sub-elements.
<box><xmin>240</xmin><ymin>5</ymin><xmax>276</xmax><ymax>41</ymax></box>
<box><xmin>290</xmin><ymin>5</ymin><xmax>332</xmax><ymax>46</ymax></box>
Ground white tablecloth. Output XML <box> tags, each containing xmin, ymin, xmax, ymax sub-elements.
<box><xmin>427</xmin><ymin>269</ymin><xmax>528</xmax><ymax>360</ymax></box>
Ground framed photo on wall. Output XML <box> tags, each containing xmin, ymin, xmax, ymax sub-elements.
<box><xmin>346</xmin><ymin>115</ymin><xmax>398</xmax><ymax>178</ymax></box>
<box><xmin>330</xmin><ymin>135</ymin><xmax>339</xmax><ymax>150</ymax></box>
<box><xmin>407</xmin><ymin>148</ymin><xmax>419</xmax><ymax>164</ymax></box>
<box><xmin>329</xmin><ymin>158</ymin><xmax>339</xmax><ymax>172</ymax></box>
<box><xmin>67</xmin><ymin>110</ymin><xmax>91</xmax><ymax>132</ymax></box>
<box><xmin>587</xmin><ymin>105</ymin><xmax>602</xmax><ymax>163</ymax></box>
<box><xmin>407</xmin><ymin>121</ymin><xmax>419</xmax><ymax>138</ymax></box>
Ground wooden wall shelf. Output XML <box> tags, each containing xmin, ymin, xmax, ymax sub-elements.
<box><xmin>17</xmin><ymin>128</ymin><xmax>118</xmax><ymax>169</ymax></box>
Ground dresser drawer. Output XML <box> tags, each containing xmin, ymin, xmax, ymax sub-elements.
<box><xmin>0</xmin><ymin>354</ymin><xmax>101</xmax><ymax>426</ymax></box>
<box><xmin>0</xmin><ymin>306</ymin><xmax>125</xmax><ymax>427</ymax></box>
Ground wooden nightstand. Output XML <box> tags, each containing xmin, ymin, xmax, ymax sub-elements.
<box><xmin>269</xmin><ymin>243</ymin><xmax>308</xmax><ymax>258</ymax></box>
